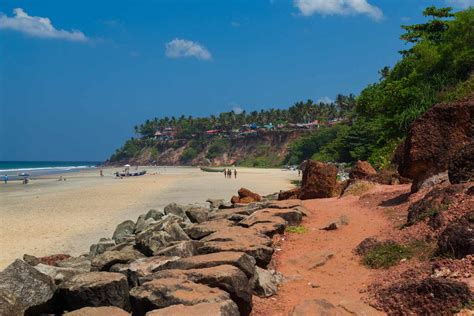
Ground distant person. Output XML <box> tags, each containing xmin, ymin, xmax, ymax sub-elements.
<box><xmin>100</xmin><ymin>170</ymin><xmax>104</xmax><ymax>177</ymax></box>
<box><xmin>3</xmin><ymin>174</ymin><xmax>8</xmax><ymax>184</ymax></box>
<box><xmin>224</xmin><ymin>169</ymin><xmax>227</xmax><ymax>178</ymax></box>
<box><xmin>58</xmin><ymin>176</ymin><xmax>63</xmax><ymax>181</ymax></box>
<box><xmin>227</xmin><ymin>169</ymin><xmax>232</xmax><ymax>178</ymax></box>
<box><xmin>234</xmin><ymin>169</ymin><xmax>237</xmax><ymax>179</ymax></box>
<box><xmin>298</xmin><ymin>169</ymin><xmax>301</xmax><ymax>176</ymax></box>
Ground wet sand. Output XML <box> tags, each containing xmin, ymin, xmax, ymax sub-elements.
<box><xmin>0</xmin><ymin>166</ymin><xmax>298</xmax><ymax>269</ymax></box>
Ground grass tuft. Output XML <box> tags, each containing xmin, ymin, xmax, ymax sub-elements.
<box><xmin>286</xmin><ymin>226</ymin><xmax>308</xmax><ymax>234</ymax></box>
<box><xmin>362</xmin><ymin>242</ymin><xmax>413</xmax><ymax>269</ymax></box>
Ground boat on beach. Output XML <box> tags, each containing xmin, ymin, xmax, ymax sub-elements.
<box><xmin>200</xmin><ymin>167</ymin><xmax>225</xmax><ymax>173</ymax></box>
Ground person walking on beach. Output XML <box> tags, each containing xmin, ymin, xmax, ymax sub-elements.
<box><xmin>224</xmin><ymin>169</ymin><xmax>227</xmax><ymax>178</ymax></box>
<box><xmin>100</xmin><ymin>169</ymin><xmax>104</xmax><ymax>177</ymax></box>
<box><xmin>234</xmin><ymin>169</ymin><xmax>237</xmax><ymax>179</ymax></box>
<box><xmin>3</xmin><ymin>174</ymin><xmax>8</xmax><ymax>184</ymax></box>
<box><xmin>227</xmin><ymin>169</ymin><xmax>232</xmax><ymax>178</ymax></box>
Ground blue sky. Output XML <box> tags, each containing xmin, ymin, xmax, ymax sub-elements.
<box><xmin>0</xmin><ymin>0</ymin><xmax>472</xmax><ymax>161</ymax></box>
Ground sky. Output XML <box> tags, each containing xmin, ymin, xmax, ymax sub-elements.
<box><xmin>1</xmin><ymin>0</ymin><xmax>472</xmax><ymax>161</ymax></box>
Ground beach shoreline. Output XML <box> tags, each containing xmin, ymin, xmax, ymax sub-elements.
<box><xmin>0</xmin><ymin>166</ymin><xmax>298</xmax><ymax>269</ymax></box>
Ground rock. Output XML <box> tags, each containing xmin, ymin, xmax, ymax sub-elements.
<box><xmin>129</xmin><ymin>278</ymin><xmax>232</xmax><ymax>316</ymax></box>
<box><xmin>230</xmin><ymin>196</ymin><xmax>240</xmax><ymax>204</ymax></box>
<box><xmin>145</xmin><ymin>301</ymin><xmax>239</xmax><ymax>316</ymax></box>
<box><xmin>34</xmin><ymin>263</ymin><xmax>85</xmax><ymax>285</ymax></box>
<box><xmin>238</xmin><ymin>188</ymin><xmax>262</xmax><ymax>202</ymax></box>
<box><xmin>64</xmin><ymin>306</ymin><xmax>130</xmax><ymax>316</ymax></box>
<box><xmin>267</xmin><ymin>200</ymin><xmax>303</xmax><ymax>209</ymax></box>
<box><xmin>449</xmin><ymin>142</ymin><xmax>474</xmax><ymax>184</ymax></box>
<box><xmin>342</xmin><ymin>180</ymin><xmax>375</xmax><ymax>197</ymax></box>
<box><xmin>349</xmin><ymin>160</ymin><xmax>377</xmax><ymax>180</ymax></box>
<box><xmin>252</xmin><ymin>267</ymin><xmax>283</xmax><ymax>297</ymax></box>
<box><xmin>184</xmin><ymin>219</ymin><xmax>235</xmax><ymax>239</ymax></box>
<box><xmin>23</xmin><ymin>254</ymin><xmax>40</xmax><ymax>266</ymax></box>
<box><xmin>407</xmin><ymin>184</ymin><xmax>466</xmax><ymax>227</ymax></box>
<box><xmin>239</xmin><ymin>196</ymin><xmax>256</xmax><ymax>204</ymax></box>
<box><xmin>89</xmin><ymin>238</ymin><xmax>116</xmax><ymax>257</ymax></box>
<box><xmin>309</xmin><ymin>252</ymin><xmax>334</xmax><ymax>269</ymax></box>
<box><xmin>153</xmin><ymin>251</ymin><xmax>256</xmax><ymax>279</ymax></box>
<box><xmin>278</xmin><ymin>188</ymin><xmax>301</xmax><ymax>201</ymax></box>
<box><xmin>56</xmin><ymin>256</ymin><xmax>91</xmax><ymax>271</ymax></box>
<box><xmin>91</xmin><ymin>248</ymin><xmax>145</xmax><ymax>271</ymax></box>
<box><xmin>198</xmin><ymin>226</ymin><xmax>274</xmax><ymax>267</ymax></box>
<box><xmin>110</xmin><ymin>256</ymin><xmax>180</xmax><ymax>287</ymax></box>
<box><xmin>0</xmin><ymin>288</ymin><xmax>22</xmax><ymax>316</ymax></box>
<box><xmin>322</xmin><ymin>222</ymin><xmax>339</xmax><ymax>230</ymax></box>
<box><xmin>299</xmin><ymin>160</ymin><xmax>338</xmax><ymax>199</ymax></box>
<box><xmin>0</xmin><ymin>259</ymin><xmax>56</xmax><ymax>315</ymax></box>
<box><xmin>238</xmin><ymin>208</ymin><xmax>303</xmax><ymax>237</ymax></box>
<box><xmin>375</xmin><ymin>277</ymin><xmax>473</xmax><ymax>315</ymax></box>
<box><xmin>135</xmin><ymin>216</ymin><xmax>190</xmax><ymax>256</ymax></box>
<box><xmin>437</xmin><ymin>212</ymin><xmax>474</xmax><ymax>259</ymax></box>
<box><xmin>290</xmin><ymin>299</ymin><xmax>342</xmax><ymax>316</ymax></box>
<box><xmin>145</xmin><ymin>209</ymin><xmax>165</xmax><ymax>221</ymax></box>
<box><xmin>38</xmin><ymin>254</ymin><xmax>71</xmax><ymax>266</ymax></box>
<box><xmin>354</xmin><ymin>237</ymin><xmax>382</xmax><ymax>256</ymax></box>
<box><xmin>154</xmin><ymin>241</ymin><xmax>203</xmax><ymax>258</ymax></box>
<box><xmin>209</xmin><ymin>207</ymin><xmax>260</xmax><ymax>221</ymax></box>
<box><xmin>112</xmin><ymin>220</ymin><xmax>135</xmax><ymax>244</ymax></box>
<box><xmin>164</xmin><ymin>203</ymin><xmax>190</xmax><ymax>221</ymax></box>
<box><xmin>186</xmin><ymin>206</ymin><xmax>209</xmax><ymax>223</ymax></box>
<box><xmin>396</xmin><ymin>96</ymin><xmax>474</xmax><ymax>192</ymax></box>
<box><xmin>57</xmin><ymin>272</ymin><xmax>129</xmax><ymax>311</ymax></box>
<box><xmin>134</xmin><ymin>215</ymin><xmax>157</xmax><ymax>234</ymax></box>
<box><xmin>140</xmin><ymin>265</ymin><xmax>252</xmax><ymax>316</ymax></box>
<box><xmin>206</xmin><ymin>198</ymin><xmax>225</xmax><ymax>209</ymax></box>
<box><xmin>228</xmin><ymin>214</ymin><xmax>248</xmax><ymax>222</ymax></box>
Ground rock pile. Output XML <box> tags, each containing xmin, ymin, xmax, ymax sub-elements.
<box><xmin>0</xmin><ymin>197</ymin><xmax>306</xmax><ymax>315</ymax></box>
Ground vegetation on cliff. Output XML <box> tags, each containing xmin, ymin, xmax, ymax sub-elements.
<box><xmin>109</xmin><ymin>6</ymin><xmax>473</xmax><ymax>168</ymax></box>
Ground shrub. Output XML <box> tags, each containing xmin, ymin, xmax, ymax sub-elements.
<box><xmin>286</xmin><ymin>226</ymin><xmax>308</xmax><ymax>234</ymax></box>
<box><xmin>181</xmin><ymin>147</ymin><xmax>198</xmax><ymax>162</ymax></box>
<box><xmin>363</xmin><ymin>242</ymin><xmax>413</xmax><ymax>269</ymax></box>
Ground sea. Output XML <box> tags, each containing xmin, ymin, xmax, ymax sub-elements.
<box><xmin>0</xmin><ymin>161</ymin><xmax>101</xmax><ymax>179</ymax></box>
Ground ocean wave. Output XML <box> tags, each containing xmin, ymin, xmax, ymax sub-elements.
<box><xmin>0</xmin><ymin>165</ymin><xmax>96</xmax><ymax>173</ymax></box>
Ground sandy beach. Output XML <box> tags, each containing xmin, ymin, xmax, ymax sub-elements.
<box><xmin>0</xmin><ymin>166</ymin><xmax>298</xmax><ymax>269</ymax></box>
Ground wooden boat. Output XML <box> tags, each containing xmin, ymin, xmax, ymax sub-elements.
<box><xmin>116</xmin><ymin>170</ymin><xmax>147</xmax><ymax>177</ymax></box>
<box><xmin>200</xmin><ymin>167</ymin><xmax>225</xmax><ymax>173</ymax></box>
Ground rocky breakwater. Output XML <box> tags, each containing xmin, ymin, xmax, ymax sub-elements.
<box><xmin>0</xmin><ymin>188</ymin><xmax>307</xmax><ymax>316</ymax></box>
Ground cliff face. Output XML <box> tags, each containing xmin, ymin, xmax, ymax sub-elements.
<box><xmin>110</xmin><ymin>130</ymin><xmax>308</xmax><ymax>167</ymax></box>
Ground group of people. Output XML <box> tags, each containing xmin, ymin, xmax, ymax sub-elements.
<box><xmin>224</xmin><ymin>168</ymin><xmax>237</xmax><ymax>179</ymax></box>
<box><xmin>3</xmin><ymin>174</ymin><xmax>29</xmax><ymax>184</ymax></box>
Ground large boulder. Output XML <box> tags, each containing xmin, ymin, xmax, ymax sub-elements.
<box><xmin>163</xmin><ymin>203</ymin><xmax>191</xmax><ymax>222</ymax></box>
<box><xmin>64</xmin><ymin>306</ymin><xmax>130</xmax><ymax>316</ymax></box>
<box><xmin>134</xmin><ymin>215</ymin><xmax>157</xmax><ymax>234</ymax></box>
<box><xmin>252</xmin><ymin>267</ymin><xmax>283</xmax><ymax>298</ymax></box>
<box><xmin>238</xmin><ymin>208</ymin><xmax>303</xmax><ymax>237</ymax></box>
<box><xmin>278</xmin><ymin>188</ymin><xmax>301</xmax><ymax>201</ymax></box>
<box><xmin>449</xmin><ymin>142</ymin><xmax>474</xmax><ymax>184</ymax></box>
<box><xmin>56</xmin><ymin>272</ymin><xmax>129</xmax><ymax>311</ymax></box>
<box><xmin>56</xmin><ymin>256</ymin><xmax>92</xmax><ymax>271</ymax></box>
<box><xmin>198</xmin><ymin>227</ymin><xmax>274</xmax><ymax>267</ymax></box>
<box><xmin>153</xmin><ymin>251</ymin><xmax>256</xmax><ymax>279</ymax></box>
<box><xmin>144</xmin><ymin>209</ymin><xmax>165</xmax><ymax>221</ymax></box>
<box><xmin>184</xmin><ymin>219</ymin><xmax>235</xmax><ymax>240</ymax></box>
<box><xmin>112</xmin><ymin>220</ymin><xmax>136</xmax><ymax>244</ymax></box>
<box><xmin>110</xmin><ymin>256</ymin><xmax>180</xmax><ymax>287</ymax></box>
<box><xmin>299</xmin><ymin>160</ymin><xmax>338</xmax><ymax>199</ymax></box>
<box><xmin>397</xmin><ymin>97</ymin><xmax>474</xmax><ymax>192</ymax></box>
<box><xmin>238</xmin><ymin>188</ymin><xmax>262</xmax><ymax>203</ymax></box>
<box><xmin>140</xmin><ymin>265</ymin><xmax>253</xmax><ymax>316</ymax></box>
<box><xmin>206</xmin><ymin>198</ymin><xmax>226</xmax><ymax>209</ymax></box>
<box><xmin>185</xmin><ymin>206</ymin><xmax>209</xmax><ymax>223</ymax></box>
<box><xmin>34</xmin><ymin>263</ymin><xmax>86</xmax><ymax>285</ymax></box>
<box><xmin>0</xmin><ymin>259</ymin><xmax>56</xmax><ymax>315</ymax></box>
<box><xmin>154</xmin><ymin>241</ymin><xmax>203</xmax><ymax>258</ymax></box>
<box><xmin>135</xmin><ymin>216</ymin><xmax>190</xmax><ymax>256</ymax></box>
<box><xmin>349</xmin><ymin>160</ymin><xmax>377</xmax><ymax>180</ymax></box>
<box><xmin>91</xmin><ymin>248</ymin><xmax>145</xmax><ymax>271</ymax></box>
<box><xmin>89</xmin><ymin>238</ymin><xmax>116</xmax><ymax>257</ymax></box>
<box><xmin>437</xmin><ymin>212</ymin><xmax>474</xmax><ymax>258</ymax></box>
<box><xmin>129</xmin><ymin>278</ymin><xmax>232</xmax><ymax>315</ymax></box>
<box><xmin>145</xmin><ymin>301</ymin><xmax>239</xmax><ymax>316</ymax></box>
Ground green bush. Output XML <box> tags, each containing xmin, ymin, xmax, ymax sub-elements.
<box><xmin>363</xmin><ymin>242</ymin><xmax>413</xmax><ymax>269</ymax></box>
<box><xmin>206</xmin><ymin>139</ymin><xmax>229</xmax><ymax>159</ymax></box>
<box><xmin>181</xmin><ymin>147</ymin><xmax>198</xmax><ymax>162</ymax></box>
<box><xmin>286</xmin><ymin>226</ymin><xmax>308</xmax><ymax>234</ymax></box>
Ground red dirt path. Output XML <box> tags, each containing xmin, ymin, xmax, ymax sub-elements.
<box><xmin>252</xmin><ymin>184</ymin><xmax>412</xmax><ymax>315</ymax></box>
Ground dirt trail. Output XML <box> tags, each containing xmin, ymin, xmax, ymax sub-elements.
<box><xmin>252</xmin><ymin>184</ymin><xmax>411</xmax><ymax>315</ymax></box>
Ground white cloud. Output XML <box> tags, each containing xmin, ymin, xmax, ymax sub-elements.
<box><xmin>232</xmin><ymin>106</ymin><xmax>244</xmax><ymax>114</ymax></box>
<box><xmin>317</xmin><ymin>96</ymin><xmax>334</xmax><ymax>104</ymax></box>
<box><xmin>446</xmin><ymin>0</ymin><xmax>474</xmax><ymax>8</ymax></box>
<box><xmin>165</xmin><ymin>38</ymin><xmax>212</xmax><ymax>60</ymax></box>
<box><xmin>294</xmin><ymin>0</ymin><xmax>383</xmax><ymax>20</ymax></box>
<box><xmin>0</xmin><ymin>8</ymin><xmax>88</xmax><ymax>42</ymax></box>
